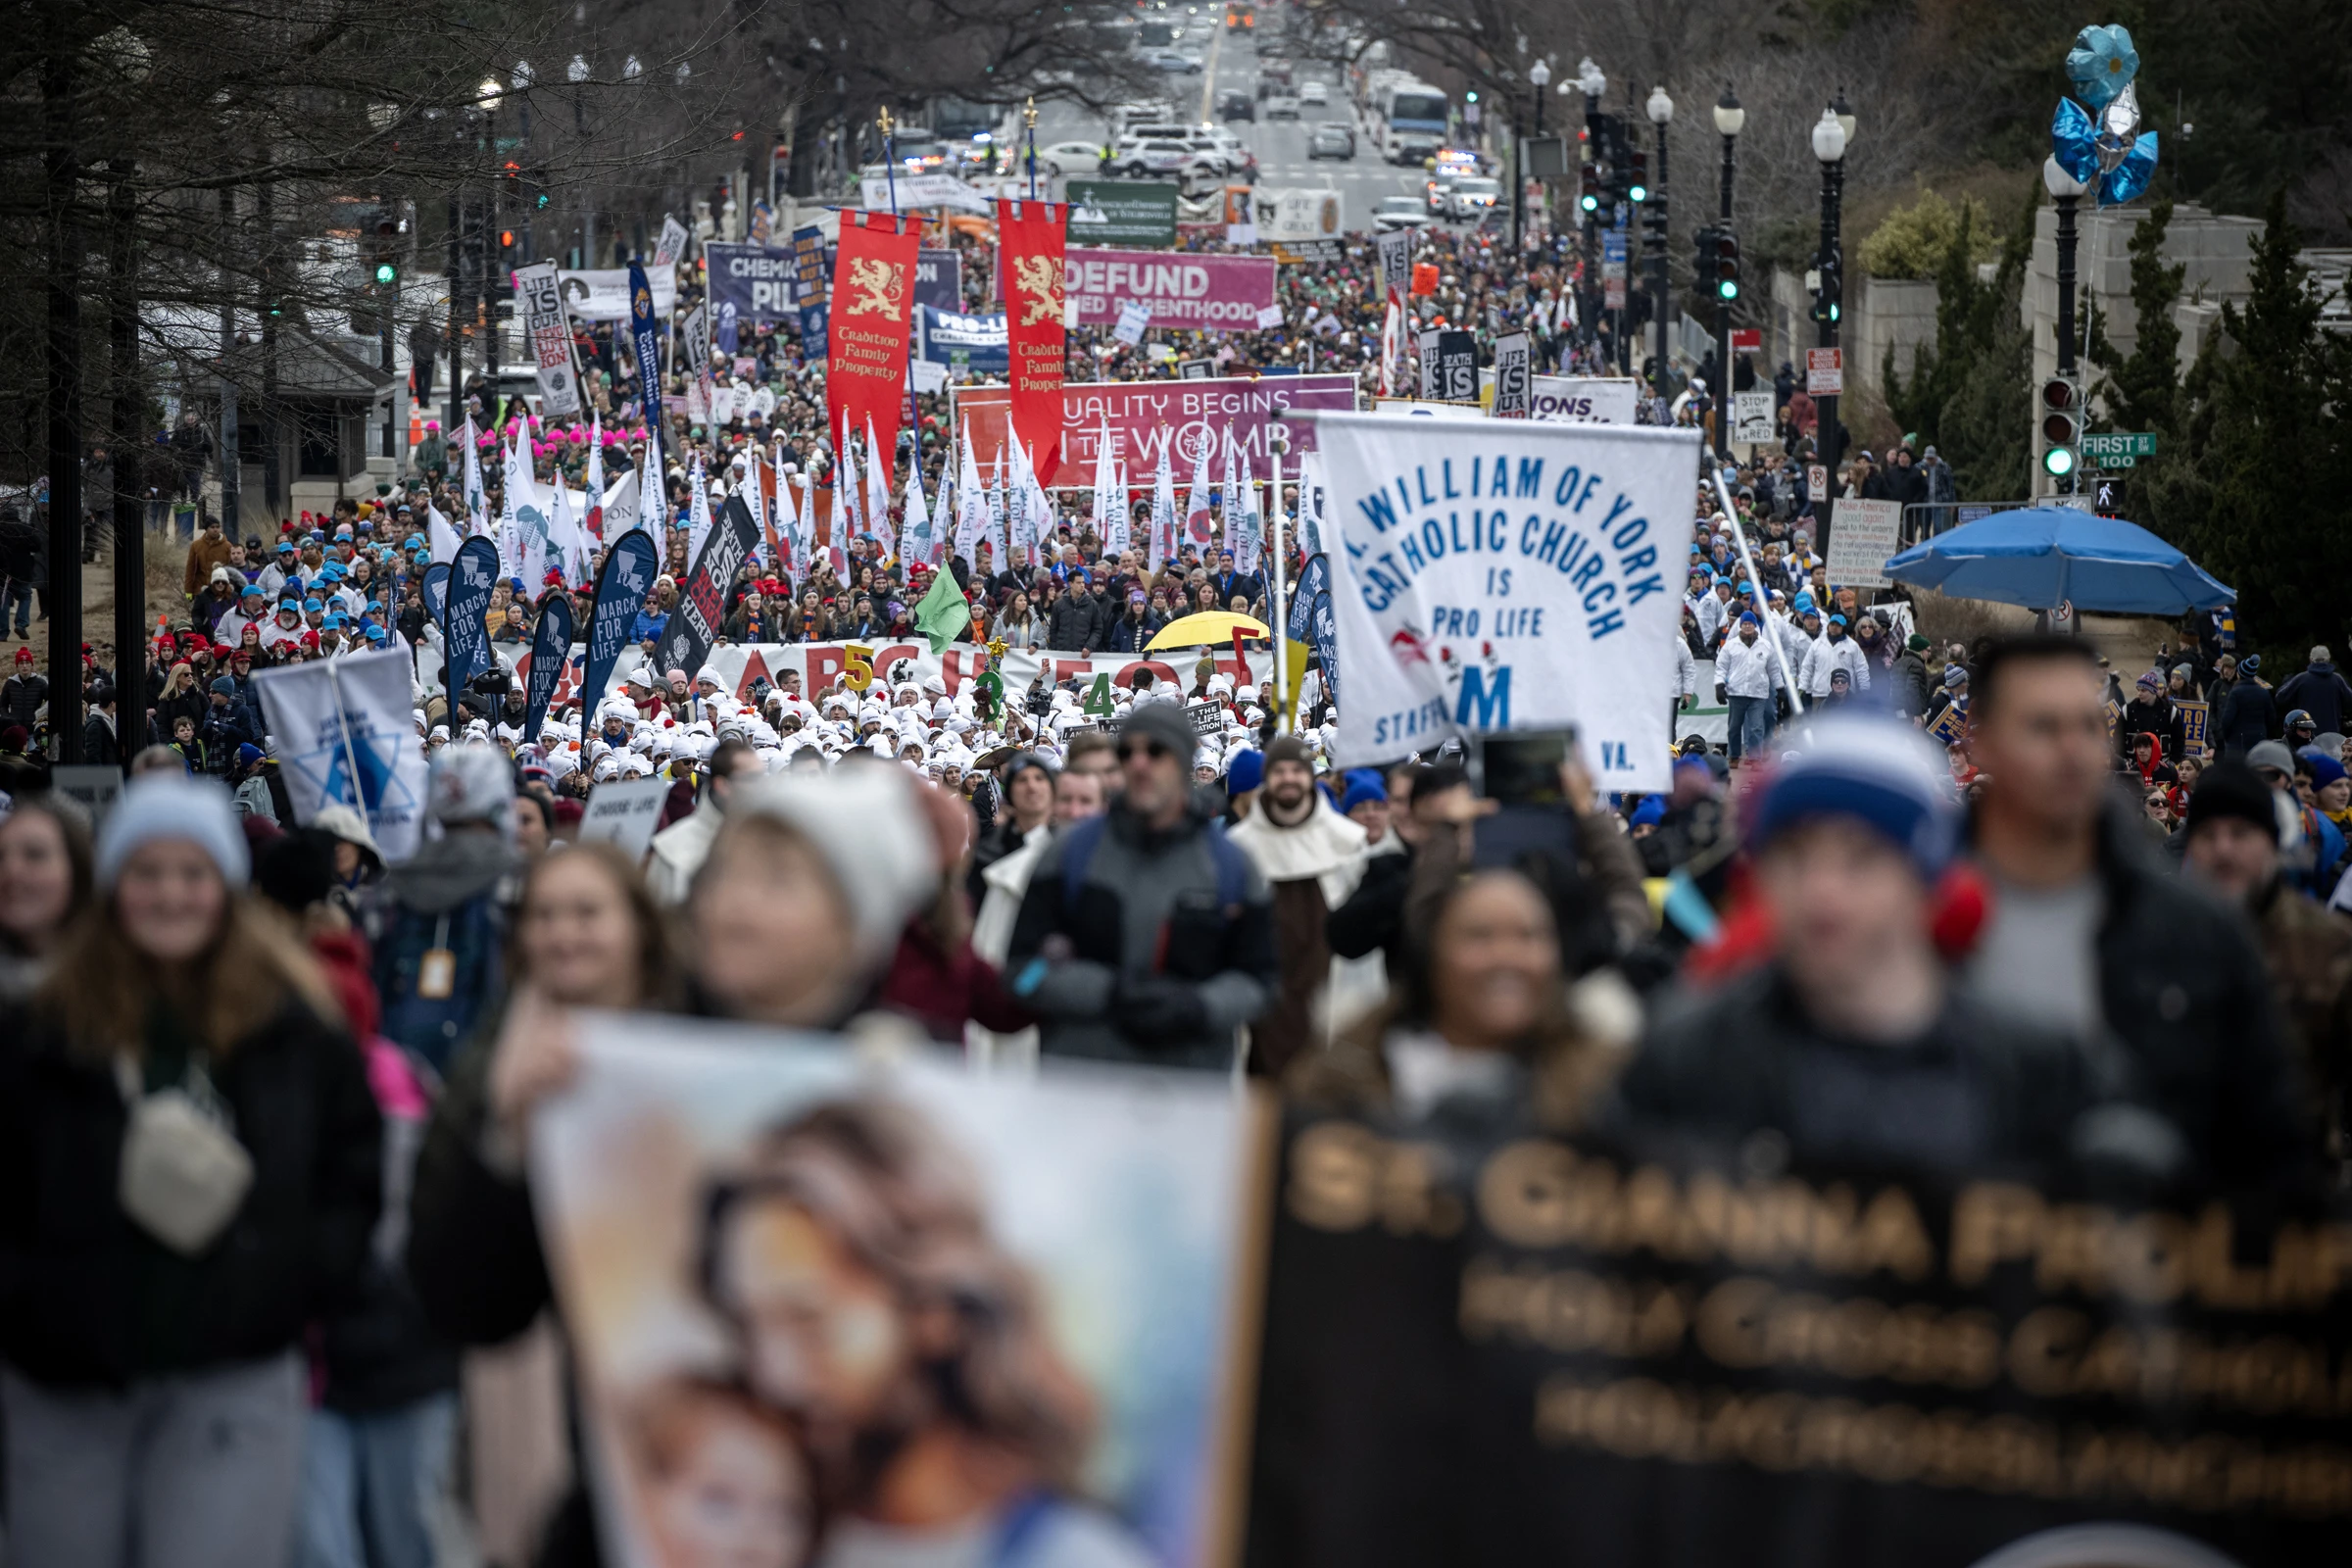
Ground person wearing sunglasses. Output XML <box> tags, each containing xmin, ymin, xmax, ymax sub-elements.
<box><xmin>1006</xmin><ymin>703</ymin><xmax>1276</xmax><ymax>1073</ymax></box>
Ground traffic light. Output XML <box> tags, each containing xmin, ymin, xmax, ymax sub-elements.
<box><xmin>1641</xmin><ymin>197</ymin><xmax>1668</xmax><ymax>248</ymax></box>
<box><xmin>1580</xmin><ymin>163</ymin><xmax>1599</xmax><ymax>214</ymax></box>
<box><xmin>1810</xmin><ymin>256</ymin><xmax>1841</xmax><ymax>323</ymax></box>
<box><xmin>371</xmin><ymin>218</ymin><xmax>398</xmax><ymax>286</ymax></box>
<box><xmin>1715</xmin><ymin>230</ymin><xmax>1741</xmax><ymax>302</ymax></box>
<box><xmin>1695</xmin><ymin>225</ymin><xmax>1720</xmax><ymax>290</ymax></box>
<box><xmin>2040</xmin><ymin>376</ymin><xmax>2080</xmax><ymax>478</ymax></box>
<box><xmin>1627</xmin><ymin>146</ymin><xmax>1648</xmax><ymax>205</ymax></box>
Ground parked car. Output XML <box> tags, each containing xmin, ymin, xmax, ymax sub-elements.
<box><xmin>1372</xmin><ymin>196</ymin><xmax>1429</xmax><ymax>233</ymax></box>
<box><xmin>1217</xmin><ymin>89</ymin><xmax>1254</xmax><ymax>122</ymax></box>
<box><xmin>1264</xmin><ymin>90</ymin><xmax>1301</xmax><ymax>120</ymax></box>
<box><xmin>1307</xmin><ymin>122</ymin><xmax>1355</xmax><ymax>160</ymax></box>
<box><xmin>1299</xmin><ymin>80</ymin><xmax>1329</xmax><ymax>106</ymax></box>
<box><xmin>1446</xmin><ymin>175</ymin><xmax>1500</xmax><ymax>220</ymax></box>
<box><xmin>1039</xmin><ymin>140</ymin><xmax>1105</xmax><ymax>175</ymax></box>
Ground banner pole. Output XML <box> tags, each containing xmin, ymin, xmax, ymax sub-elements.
<box><xmin>322</xmin><ymin>654</ymin><xmax>370</xmax><ymax>823</ymax></box>
<box><xmin>1268</xmin><ymin>449</ymin><xmax>1289</xmax><ymax>733</ymax></box>
<box><xmin>879</xmin><ymin>107</ymin><xmax>927</xmax><ymax>560</ymax></box>
<box><xmin>1712</xmin><ymin>466</ymin><xmax>1804</xmax><ymax>714</ymax></box>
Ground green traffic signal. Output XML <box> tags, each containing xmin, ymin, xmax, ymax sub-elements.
<box><xmin>1717</xmin><ymin>278</ymin><xmax>1740</xmax><ymax>301</ymax></box>
<box><xmin>1628</xmin><ymin>180</ymin><xmax>1647</xmax><ymax>203</ymax></box>
<box><xmin>1580</xmin><ymin>192</ymin><xmax>1598</xmax><ymax>213</ymax></box>
<box><xmin>2042</xmin><ymin>444</ymin><xmax>2078</xmax><ymax>478</ymax></box>
<box><xmin>374</xmin><ymin>262</ymin><xmax>397</xmax><ymax>285</ymax></box>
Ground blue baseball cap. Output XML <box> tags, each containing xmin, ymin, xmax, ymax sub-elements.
<box><xmin>320</xmin><ymin>612</ymin><xmax>347</xmax><ymax>630</ymax></box>
<box><xmin>302</xmin><ymin>597</ymin><xmax>323</xmax><ymax>613</ymax></box>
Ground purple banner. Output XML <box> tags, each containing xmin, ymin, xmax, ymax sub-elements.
<box><xmin>1062</xmin><ymin>247</ymin><xmax>1278</xmax><ymax>332</ymax></box>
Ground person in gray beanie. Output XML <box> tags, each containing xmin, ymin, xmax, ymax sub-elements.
<box><xmin>1008</xmin><ymin>702</ymin><xmax>1277</xmax><ymax>1072</ymax></box>
<box><xmin>0</xmin><ymin>773</ymin><xmax>381</xmax><ymax>1568</ymax></box>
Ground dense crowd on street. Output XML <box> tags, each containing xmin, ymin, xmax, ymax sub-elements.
<box><xmin>0</xmin><ymin>202</ymin><xmax>2347</xmax><ymax>1568</ymax></box>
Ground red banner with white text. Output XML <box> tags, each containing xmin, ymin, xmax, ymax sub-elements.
<box><xmin>825</xmin><ymin>211</ymin><xmax>921</xmax><ymax>487</ymax></box>
<box><xmin>997</xmin><ymin>197</ymin><xmax>1068</xmax><ymax>484</ymax></box>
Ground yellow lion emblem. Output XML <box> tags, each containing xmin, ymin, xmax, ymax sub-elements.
<box><xmin>1011</xmin><ymin>255</ymin><xmax>1064</xmax><ymax>327</ymax></box>
<box><xmin>845</xmin><ymin>256</ymin><xmax>906</xmax><ymax>318</ymax></box>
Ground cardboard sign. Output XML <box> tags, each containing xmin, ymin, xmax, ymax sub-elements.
<box><xmin>1491</xmin><ymin>331</ymin><xmax>1532</xmax><ymax>419</ymax></box>
<box><xmin>49</xmin><ymin>763</ymin><xmax>122</xmax><ymax>824</ymax></box>
<box><xmin>1805</xmin><ymin>346</ymin><xmax>1844</xmax><ymax>396</ymax></box>
<box><xmin>2178</xmin><ymin>698</ymin><xmax>2211</xmax><ymax>757</ymax></box>
<box><xmin>1188</xmin><ymin>699</ymin><xmax>1226</xmax><ymax>736</ymax></box>
<box><xmin>1827</xmin><ymin>498</ymin><xmax>1903</xmax><ymax>590</ymax></box>
<box><xmin>574</xmin><ymin>774</ymin><xmax>672</xmax><ymax>858</ymax></box>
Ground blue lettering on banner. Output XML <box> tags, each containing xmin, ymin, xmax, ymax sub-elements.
<box><xmin>1346</xmin><ymin>452</ymin><xmax>1666</xmax><ymax>634</ymax></box>
<box><xmin>1455</xmin><ymin>665</ymin><xmax>1511</xmax><ymax>728</ymax></box>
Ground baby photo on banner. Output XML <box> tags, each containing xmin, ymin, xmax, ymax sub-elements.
<box><xmin>528</xmin><ymin>1015</ymin><xmax>1270</xmax><ymax>1568</ymax></box>
<box><xmin>1316</xmin><ymin>414</ymin><xmax>1700</xmax><ymax>792</ymax></box>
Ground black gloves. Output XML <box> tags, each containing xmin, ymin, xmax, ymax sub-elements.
<box><xmin>1115</xmin><ymin>975</ymin><xmax>1209</xmax><ymax>1044</ymax></box>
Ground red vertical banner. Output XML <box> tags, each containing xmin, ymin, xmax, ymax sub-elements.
<box><xmin>826</xmin><ymin>211</ymin><xmax>921</xmax><ymax>487</ymax></box>
<box><xmin>997</xmin><ymin>198</ymin><xmax>1068</xmax><ymax>484</ymax></box>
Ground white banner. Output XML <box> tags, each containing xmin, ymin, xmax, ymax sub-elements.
<box><xmin>1316</xmin><ymin>413</ymin><xmax>1700</xmax><ymax>789</ymax></box>
<box><xmin>585</xmin><ymin>643</ymin><xmax>1275</xmax><ymax>710</ymax></box>
<box><xmin>861</xmin><ymin>172</ymin><xmax>993</xmax><ymax>215</ymax></box>
<box><xmin>1529</xmin><ymin>375</ymin><xmax>1642</xmax><ymax>426</ymax></box>
<box><xmin>252</xmin><ymin>646</ymin><xmax>430</xmax><ymax>861</ymax></box>
<box><xmin>1827</xmin><ymin>498</ymin><xmax>1903</xmax><ymax>590</ymax></box>
<box><xmin>516</xmin><ymin>262</ymin><xmax>583</xmax><ymax>416</ymax></box>
<box><xmin>556</xmin><ymin>268</ymin><xmax>680</xmax><ymax>322</ymax></box>
<box><xmin>574</xmin><ymin>776</ymin><xmax>671</xmax><ymax>858</ymax></box>
<box><xmin>1250</xmin><ymin>186</ymin><xmax>1343</xmax><ymax>243</ymax></box>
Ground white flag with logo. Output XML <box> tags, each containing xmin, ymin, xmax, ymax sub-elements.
<box><xmin>502</xmin><ymin>428</ymin><xmax>549</xmax><ymax>592</ymax></box>
<box><xmin>1317</xmin><ymin>413</ymin><xmax>1697</xmax><ymax>789</ymax></box>
<box><xmin>252</xmin><ymin>646</ymin><xmax>430</xmax><ymax>861</ymax></box>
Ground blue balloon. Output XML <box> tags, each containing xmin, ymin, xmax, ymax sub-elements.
<box><xmin>2066</xmin><ymin>24</ymin><xmax>2140</xmax><ymax>112</ymax></box>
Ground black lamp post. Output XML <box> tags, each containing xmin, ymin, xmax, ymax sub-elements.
<box><xmin>1713</xmin><ymin>84</ymin><xmax>1743</xmax><ymax>461</ymax></box>
<box><xmin>1578</xmin><ymin>57</ymin><xmax>1605</xmax><ymax>352</ymax></box>
<box><xmin>1811</xmin><ymin>92</ymin><xmax>1854</xmax><ymax>490</ymax></box>
<box><xmin>1645</xmin><ymin>84</ymin><xmax>1673</xmax><ymax>391</ymax></box>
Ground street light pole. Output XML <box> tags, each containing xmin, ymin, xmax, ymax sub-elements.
<box><xmin>1811</xmin><ymin>95</ymin><xmax>1854</xmax><ymax>504</ymax></box>
<box><xmin>1578</xmin><ymin>57</ymin><xmax>1605</xmax><ymax>357</ymax></box>
<box><xmin>1713</xmin><ymin>84</ymin><xmax>1743</xmax><ymax>463</ymax></box>
<box><xmin>1527</xmin><ymin>57</ymin><xmax>1549</xmax><ymax>255</ymax></box>
<box><xmin>1645</xmin><ymin>85</ymin><xmax>1673</xmax><ymax>393</ymax></box>
<box><xmin>2044</xmin><ymin>155</ymin><xmax>2087</xmax><ymax>497</ymax></box>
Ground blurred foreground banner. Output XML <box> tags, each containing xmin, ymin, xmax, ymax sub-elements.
<box><xmin>1246</xmin><ymin>1108</ymin><xmax>2352</xmax><ymax>1568</ymax></box>
<box><xmin>531</xmin><ymin>1016</ymin><xmax>1272</xmax><ymax>1568</ymax></box>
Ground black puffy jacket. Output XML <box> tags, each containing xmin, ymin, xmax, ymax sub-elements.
<box><xmin>0</xmin><ymin>997</ymin><xmax>382</xmax><ymax>1388</ymax></box>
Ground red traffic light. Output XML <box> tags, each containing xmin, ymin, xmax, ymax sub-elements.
<box><xmin>499</xmin><ymin>229</ymin><xmax>515</xmax><ymax>248</ymax></box>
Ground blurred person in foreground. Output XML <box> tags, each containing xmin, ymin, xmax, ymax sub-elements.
<box><xmin>0</xmin><ymin>793</ymin><xmax>93</xmax><ymax>1002</ymax></box>
<box><xmin>1961</xmin><ymin>636</ymin><xmax>2313</xmax><ymax>1194</ymax></box>
<box><xmin>1617</xmin><ymin>713</ymin><xmax>2124</xmax><ymax>1173</ymax></box>
<box><xmin>0</xmin><ymin>776</ymin><xmax>381</xmax><ymax>1566</ymax></box>
<box><xmin>2180</xmin><ymin>761</ymin><xmax>2352</xmax><ymax>1165</ymax></box>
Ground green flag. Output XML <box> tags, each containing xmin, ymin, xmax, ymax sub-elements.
<box><xmin>913</xmin><ymin>567</ymin><xmax>972</xmax><ymax>655</ymax></box>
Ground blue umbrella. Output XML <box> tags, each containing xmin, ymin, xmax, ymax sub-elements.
<box><xmin>1882</xmin><ymin>507</ymin><xmax>2233</xmax><ymax>614</ymax></box>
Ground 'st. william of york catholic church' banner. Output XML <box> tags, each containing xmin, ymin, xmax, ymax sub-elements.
<box><xmin>997</xmin><ymin>198</ymin><xmax>1068</xmax><ymax>486</ymax></box>
<box><xmin>826</xmin><ymin>211</ymin><xmax>921</xmax><ymax>488</ymax></box>
<box><xmin>1319</xmin><ymin>414</ymin><xmax>1698</xmax><ymax>792</ymax></box>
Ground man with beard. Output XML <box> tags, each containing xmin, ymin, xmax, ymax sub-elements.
<box><xmin>1009</xmin><ymin>703</ymin><xmax>1275</xmax><ymax>1072</ymax></box>
<box><xmin>1227</xmin><ymin>735</ymin><xmax>1369</xmax><ymax>1078</ymax></box>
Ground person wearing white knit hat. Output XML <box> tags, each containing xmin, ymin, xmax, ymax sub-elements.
<box><xmin>687</xmin><ymin>765</ymin><xmax>940</xmax><ymax>1024</ymax></box>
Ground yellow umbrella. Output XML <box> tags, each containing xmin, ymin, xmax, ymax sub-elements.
<box><xmin>1144</xmin><ymin>611</ymin><xmax>1270</xmax><ymax>652</ymax></box>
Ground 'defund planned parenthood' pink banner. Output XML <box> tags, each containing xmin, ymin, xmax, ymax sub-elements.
<box><xmin>1063</xmin><ymin>248</ymin><xmax>1277</xmax><ymax>331</ymax></box>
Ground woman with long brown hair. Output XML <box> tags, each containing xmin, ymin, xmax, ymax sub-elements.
<box><xmin>0</xmin><ymin>775</ymin><xmax>382</xmax><ymax>1565</ymax></box>
<box><xmin>0</xmin><ymin>794</ymin><xmax>94</xmax><ymax>1002</ymax></box>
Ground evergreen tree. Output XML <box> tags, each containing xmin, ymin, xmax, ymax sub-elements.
<box><xmin>2086</xmin><ymin>198</ymin><xmax>2186</xmax><ymax>438</ymax></box>
<box><xmin>2139</xmin><ymin>194</ymin><xmax>2352</xmax><ymax>657</ymax></box>
<box><xmin>1884</xmin><ymin>183</ymin><xmax>2038</xmax><ymax>501</ymax></box>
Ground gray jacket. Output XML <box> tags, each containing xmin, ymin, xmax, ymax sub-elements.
<box><xmin>1007</xmin><ymin>803</ymin><xmax>1277</xmax><ymax>1070</ymax></box>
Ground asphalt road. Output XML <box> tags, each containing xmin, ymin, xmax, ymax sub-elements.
<box><xmin>1036</xmin><ymin>24</ymin><xmax>1445</xmax><ymax>235</ymax></box>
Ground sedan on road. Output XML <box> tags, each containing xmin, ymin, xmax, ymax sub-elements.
<box><xmin>1307</xmin><ymin>122</ymin><xmax>1354</xmax><ymax>160</ymax></box>
<box><xmin>1038</xmin><ymin>140</ymin><xmax>1106</xmax><ymax>176</ymax></box>
<box><xmin>1264</xmin><ymin>91</ymin><xmax>1301</xmax><ymax>120</ymax></box>
<box><xmin>1299</xmin><ymin>80</ymin><xmax>1329</xmax><ymax>106</ymax></box>
<box><xmin>1114</xmin><ymin>140</ymin><xmax>1222</xmax><ymax>182</ymax></box>
<box><xmin>1140</xmin><ymin>48</ymin><xmax>1201</xmax><ymax>74</ymax></box>
<box><xmin>1372</xmin><ymin>196</ymin><xmax>1430</xmax><ymax>233</ymax></box>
